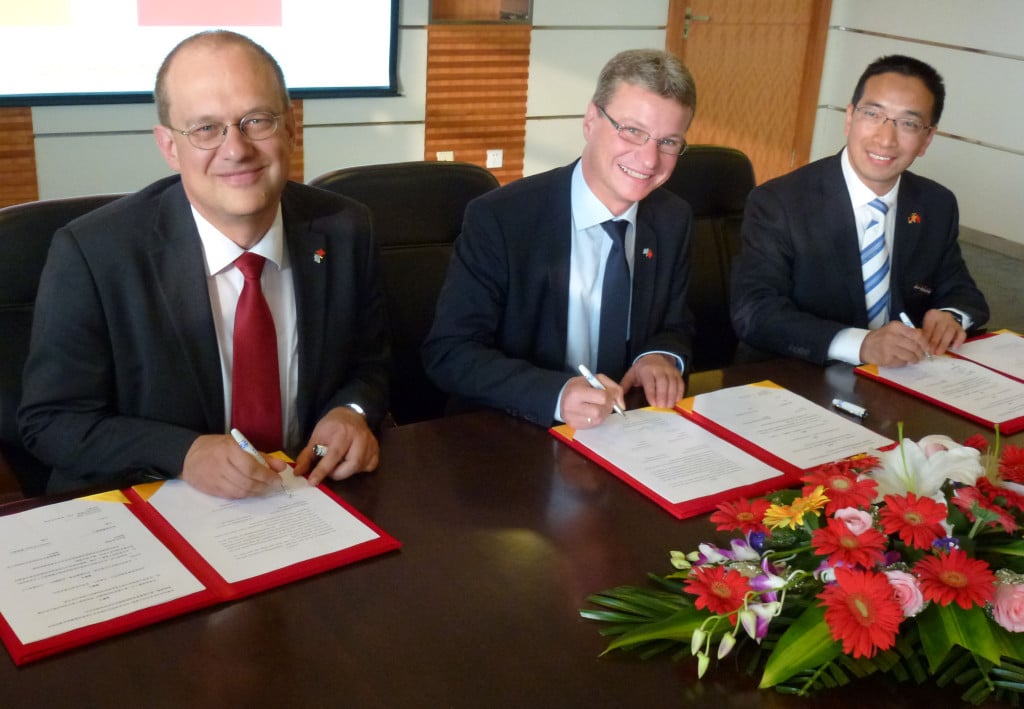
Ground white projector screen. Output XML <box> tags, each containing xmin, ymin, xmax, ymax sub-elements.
<box><xmin>0</xmin><ymin>0</ymin><xmax>398</xmax><ymax>106</ymax></box>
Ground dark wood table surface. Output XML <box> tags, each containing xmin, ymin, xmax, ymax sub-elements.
<box><xmin>1</xmin><ymin>359</ymin><xmax>1014</xmax><ymax>708</ymax></box>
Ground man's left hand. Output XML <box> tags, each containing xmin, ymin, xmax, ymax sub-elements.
<box><xmin>921</xmin><ymin>309</ymin><xmax>967</xmax><ymax>356</ymax></box>
<box><xmin>292</xmin><ymin>406</ymin><xmax>380</xmax><ymax>485</ymax></box>
<box><xmin>620</xmin><ymin>353</ymin><xmax>686</xmax><ymax>409</ymax></box>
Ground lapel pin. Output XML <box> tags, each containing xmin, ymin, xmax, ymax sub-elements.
<box><xmin>313</xmin><ymin>248</ymin><xmax>327</xmax><ymax>264</ymax></box>
<box><xmin>642</xmin><ymin>248</ymin><xmax>653</xmax><ymax>260</ymax></box>
<box><xmin>908</xmin><ymin>213</ymin><xmax>921</xmax><ymax>224</ymax></box>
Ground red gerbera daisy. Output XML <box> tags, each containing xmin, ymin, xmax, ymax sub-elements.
<box><xmin>684</xmin><ymin>564</ymin><xmax>752</xmax><ymax>615</ymax></box>
<box><xmin>710</xmin><ymin>498</ymin><xmax>769</xmax><ymax>534</ymax></box>
<box><xmin>914</xmin><ymin>549</ymin><xmax>996</xmax><ymax>609</ymax></box>
<box><xmin>977</xmin><ymin>476</ymin><xmax>1024</xmax><ymax>514</ymax></box>
<box><xmin>999</xmin><ymin>444</ymin><xmax>1024</xmax><ymax>484</ymax></box>
<box><xmin>952</xmin><ymin>485</ymin><xmax>1018</xmax><ymax>533</ymax></box>
<box><xmin>802</xmin><ymin>464</ymin><xmax>878</xmax><ymax>513</ymax></box>
<box><xmin>811</xmin><ymin>518</ymin><xmax>887</xmax><ymax>568</ymax></box>
<box><xmin>878</xmin><ymin>492</ymin><xmax>947</xmax><ymax>549</ymax></box>
<box><xmin>819</xmin><ymin>567</ymin><xmax>903</xmax><ymax>658</ymax></box>
<box><xmin>962</xmin><ymin>434</ymin><xmax>989</xmax><ymax>453</ymax></box>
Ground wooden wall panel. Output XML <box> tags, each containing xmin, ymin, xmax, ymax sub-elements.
<box><xmin>0</xmin><ymin>107</ymin><xmax>39</xmax><ymax>208</ymax></box>
<box><xmin>289</xmin><ymin>99</ymin><xmax>304</xmax><ymax>183</ymax></box>
<box><xmin>425</xmin><ymin>24</ymin><xmax>530</xmax><ymax>185</ymax></box>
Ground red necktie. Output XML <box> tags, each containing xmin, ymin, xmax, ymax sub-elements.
<box><xmin>231</xmin><ymin>252</ymin><xmax>282</xmax><ymax>451</ymax></box>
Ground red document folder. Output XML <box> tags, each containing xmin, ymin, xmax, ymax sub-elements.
<box><xmin>0</xmin><ymin>482</ymin><xmax>400</xmax><ymax>666</ymax></box>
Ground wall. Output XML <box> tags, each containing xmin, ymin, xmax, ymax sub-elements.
<box><xmin>811</xmin><ymin>0</ymin><xmax>1024</xmax><ymax>246</ymax></box>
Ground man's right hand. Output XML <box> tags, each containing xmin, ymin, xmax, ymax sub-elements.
<box><xmin>181</xmin><ymin>434</ymin><xmax>286</xmax><ymax>498</ymax></box>
<box><xmin>859</xmin><ymin>321</ymin><xmax>930</xmax><ymax>367</ymax></box>
<box><xmin>559</xmin><ymin>374</ymin><xmax>625</xmax><ymax>429</ymax></box>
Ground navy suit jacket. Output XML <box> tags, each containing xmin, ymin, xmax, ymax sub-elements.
<box><xmin>730</xmin><ymin>153</ymin><xmax>988</xmax><ymax>364</ymax></box>
<box><xmin>19</xmin><ymin>176</ymin><xmax>390</xmax><ymax>493</ymax></box>
<box><xmin>422</xmin><ymin>162</ymin><xmax>695</xmax><ymax>426</ymax></box>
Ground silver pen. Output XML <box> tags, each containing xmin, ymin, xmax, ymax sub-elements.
<box><xmin>577</xmin><ymin>364</ymin><xmax>626</xmax><ymax>417</ymax></box>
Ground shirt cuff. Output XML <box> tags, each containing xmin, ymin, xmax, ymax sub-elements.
<box><xmin>828</xmin><ymin>328</ymin><xmax>869</xmax><ymax>365</ymax></box>
<box><xmin>633</xmin><ymin>350</ymin><xmax>685</xmax><ymax>373</ymax></box>
<box><xmin>940</xmin><ymin>307</ymin><xmax>972</xmax><ymax>330</ymax></box>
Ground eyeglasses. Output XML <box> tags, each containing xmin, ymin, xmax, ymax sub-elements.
<box><xmin>597</xmin><ymin>106</ymin><xmax>688</xmax><ymax>156</ymax></box>
<box><xmin>170</xmin><ymin>111</ymin><xmax>283</xmax><ymax>150</ymax></box>
<box><xmin>852</xmin><ymin>106</ymin><xmax>931</xmax><ymax>135</ymax></box>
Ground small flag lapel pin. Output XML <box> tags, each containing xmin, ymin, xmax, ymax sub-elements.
<box><xmin>642</xmin><ymin>248</ymin><xmax>653</xmax><ymax>260</ymax></box>
<box><xmin>908</xmin><ymin>213</ymin><xmax>921</xmax><ymax>224</ymax></box>
<box><xmin>313</xmin><ymin>248</ymin><xmax>327</xmax><ymax>263</ymax></box>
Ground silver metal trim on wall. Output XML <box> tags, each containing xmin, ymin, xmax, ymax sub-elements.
<box><xmin>832</xmin><ymin>26</ymin><xmax>1024</xmax><ymax>62</ymax></box>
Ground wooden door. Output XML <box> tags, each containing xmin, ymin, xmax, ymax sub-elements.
<box><xmin>666</xmin><ymin>0</ymin><xmax>830</xmax><ymax>184</ymax></box>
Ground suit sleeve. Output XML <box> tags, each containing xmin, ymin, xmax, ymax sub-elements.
<box><xmin>730</xmin><ymin>185</ymin><xmax>849</xmax><ymax>364</ymax></box>
<box><xmin>18</xmin><ymin>229</ymin><xmax>202</xmax><ymax>490</ymax></box>
<box><xmin>422</xmin><ymin>198</ymin><xmax>572</xmax><ymax>426</ymax></box>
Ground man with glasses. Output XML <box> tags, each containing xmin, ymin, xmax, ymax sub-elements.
<box><xmin>731</xmin><ymin>54</ymin><xmax>988</xmax><ymax>367</ymax></box>
<box><xmin>19</xmin><ymin>30</ymin><xmax>390</xmax><ymax>497</ymax></box>
<box><xmin>423</xmin><ymin>49</ymin><xmax>696</xmax><ymax>429</ymax></box>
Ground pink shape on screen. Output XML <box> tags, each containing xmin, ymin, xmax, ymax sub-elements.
<box><xmin>137</xmin><ymin>0</ymin><xmax>282</xmax><ymax>26</ymax></box>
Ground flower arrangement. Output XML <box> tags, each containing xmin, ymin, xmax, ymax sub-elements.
<box><xmin>581</xmin><ymin>430</ymin><xmax>1024</xmax><ymax>704</ymax></box>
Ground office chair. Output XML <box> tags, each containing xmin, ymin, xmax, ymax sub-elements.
<box><xmin>309</xmin><ymin>161</ymin><xmax>500</xmax><ymax>424</ymax></box>
<box><xmin>660</xmin><ymin>145</ymin><xmax>756</xmax><ymax>372</ymax></box>
<box><xmin>0</xmin><ymin>193</ymin><xmax>123</xmax><ymax>496</ymax></box>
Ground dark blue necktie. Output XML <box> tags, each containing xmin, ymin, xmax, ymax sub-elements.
<box><xmin>596</xmin><ymin>219</ymin><xmax>630</xmax><ymax>378</ymax></box>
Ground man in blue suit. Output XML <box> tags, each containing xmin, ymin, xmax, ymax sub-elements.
<box><xmin>19</xmin><ymin>31</ymin><xmax>390</xmax><ymax>497</ymax></box>
<box><xmin>731</xmin><ymin>55</ymin><xmax>988</xmax><ymax>367</ymax></box>
<box><xmin>423</xmin><ymin>49</ymin><xmax>696</xmax><ymax>430</ymax></box>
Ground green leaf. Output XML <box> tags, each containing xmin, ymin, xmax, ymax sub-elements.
<box><xmin>604</xmin><ymin>605</ymin><xmax>710</xmax><ymax>653</ymax></box>
<box><xmin>918</xmin><ymin>604</ymin><xmax>1005</xmax><ymax>670</ymax></box>
<box><xmin>760</xmin><ymin>603</ymin><xmax>841</xmax><ymax>688</ymax></box>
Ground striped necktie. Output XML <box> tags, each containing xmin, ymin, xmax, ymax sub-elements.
<box><xmin>861</xmin><ymin>198</ymin><xmax>890</xmax><ymax>330</ymax></box>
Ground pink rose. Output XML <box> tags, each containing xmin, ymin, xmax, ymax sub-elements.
<box><xmin>885</xmin><ymin>570</ymin><xmax>924</xmax><ymax>618</ymax></box>
<box><xmin>835</xmin><ymin>507</ymin><xmax>874</xmax><ymax>536</ymax></box>
<box><xmin>993</xmin><ymin>583</ymin><xmax>1024</xmax><ymax>632</ymax></box>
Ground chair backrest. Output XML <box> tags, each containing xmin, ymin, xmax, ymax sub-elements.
<box><xmin>660</xmin><ymin>145</ymin><xmax>756</xmax><ymax>372</ymax></box>
<box><xmin>309</xmin><ymin>161</ymin><xmax>500</xmax><ymax>425</ymax></box>
<box><xmin>0</xmin><ymin>194</ymin><xmax>123</xmax><ymax>496</ymax></box>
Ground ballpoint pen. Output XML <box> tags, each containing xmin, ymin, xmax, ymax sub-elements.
<box><xmin>230</xmin><ymin>428</ymin><xmax>269</xmax><ymax>467</ymax></box>
<box><xmin>577</xmin><ymin>364</ymin><xmax>626</xmax><ymax>417</ymax></box>
<box><xmin>898</xmin><ymin>311</ymin><xmax>933</xmax><ymax>359</ymax></box>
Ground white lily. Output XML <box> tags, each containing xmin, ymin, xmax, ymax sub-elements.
<box><xmin>868</xmin><ymin>436</ymin><xmax>983</xmax><ymax>501</ymax></box>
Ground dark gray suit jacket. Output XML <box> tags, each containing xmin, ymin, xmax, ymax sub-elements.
<box><xmin>19</xmin><ymin>176</ymin><xmax>390</xmax><ymax>493</ymax></box>
<box><xmin>422</xmin><ymin>162</ymin><xmax>695</xmax><ymax>426</ymax></box>
<box><xmin>730</xmin><ymin>153</ymin><xmax>989</xmax><ymax>364</ymax></box>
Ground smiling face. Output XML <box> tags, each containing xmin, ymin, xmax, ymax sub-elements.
<box><xmin>580</xmin><ymin>82</ymin><xmax>692</xmax><ymax>216</ymax></box>
<box><xmin>153</xmin><ymin>40</ymin><xmax>295</xmax><ymax>247</ymax></box>
<box><xmin>844</xmin><ymin>72</ymin><xmax>936</xmax><ymax>196</ymax></box>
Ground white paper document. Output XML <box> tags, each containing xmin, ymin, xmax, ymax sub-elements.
<box><xmin>0</xmin><ymin>498</ymin><xmax>204</xmax><ymax>644</ymax></box>
<box><xmin>690</xmin><ymin>383</ymin><xmax>893</xmax><ymax>469</ymax></box>
<box><xmin>571</xmin><ymin>409</ymin><xmax>784</xmax><ymax>503</ymax></box>
<box><xmin>146</xmin><ymin>477</ymin><xmax>380</xmax><ymax>584</ymax></box>
<box><xmin>955</xmin><ymin>332</ymin><xmax>1024</xmax><ymax>381</ymax></box>
<box><xmin>876</xmin><ymin>356</ymin><xmax>1024</xmax><ymax>424</ymax></box>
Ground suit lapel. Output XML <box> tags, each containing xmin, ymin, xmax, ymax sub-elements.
<box><xmin>821</xmin><ymin>157</ymin><xmax>870</xmax><ymax>326</ymax></box>
<box><xmin>890</xmin><ymin>176</ymin><xmax>923</xmax><ymax>316</ymax></box>
<box><xmin>631</xmin><ymin>208</ymin><xmax>657</xmax><ymax>349</ymax></box>
<box><xmin>544</xmin><ymin>168</ymin><xmax>574</xmax><ymax>355</ymax></box>
<box><xmin>148</xmin><ymin>184</ymin><xmax>225</xmax><ymax>431</ymax></box>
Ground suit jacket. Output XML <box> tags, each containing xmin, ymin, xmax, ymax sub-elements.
<box><xmin>422</xmin><ymin>162</ymin><xmax>695</xmax><ymax>426</ymax></box>
<box><xmin>730</xmin><ymin>153</ymin><xmax>989</xmax><ymax>364</ymax></box>
<box><xmin>19</xmin><ymin>176</ymin><xmax>390</xmax><ymax>493</ymax></box>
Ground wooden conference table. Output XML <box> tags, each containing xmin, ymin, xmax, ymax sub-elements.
<box><xmin>1</xmin><ymin>358</ymin><xmax>1015</xmax><ymax>708</ymax></box>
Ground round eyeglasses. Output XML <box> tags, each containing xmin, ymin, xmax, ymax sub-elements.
<box><xmin>852</xmin><ymin>106</ymin><xmax>931</xmax><ymax>135</ymax></box>
<box><xmin>597</xmin><ymin>105</ymin><xmax>688</xmax><ymax>156</ymax></box>
<box><xmin>170</xmin><ymin>111</ymin><xmax>283</xmax><ymax>150</ymax></box>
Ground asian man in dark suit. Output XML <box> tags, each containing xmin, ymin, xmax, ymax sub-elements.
<box><xmin>423</xmin><ymin>49</ymin><xmax>696</xmax><ymax>430</ymax></box>
<box><xmin>731</xmin><ymin>54</ymin><xmax>988</xmax><ymax>367</ymax></box>
<box><xmin>19</xmin><ymin>30</ymin><xmax>390</xmax><ymax>497</ymax></box>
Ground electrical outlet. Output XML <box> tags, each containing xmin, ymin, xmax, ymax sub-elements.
<box><xmin>486</xmin><ymin>149</ymin><xmax>503</xmax><ymax>168</ymax></box>
<box><xmin>436</xmin><ymin>151</ymin><xmax>454</xmax><ymax>161</ymax></box>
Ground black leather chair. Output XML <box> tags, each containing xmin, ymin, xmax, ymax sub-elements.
<box><xmin>309</xmin><ymin>161</ymin><xmax>500</xmax><ymax>425</ymax></box>
<box><xmin>0</xmin><ymin>194</ymin><xmax>123</xmax><ymax>496</ymax></box>
<box><xmin>661</xmin><ymin>145</ymin><xmax>756</xmax><ymax>372</ymax></box>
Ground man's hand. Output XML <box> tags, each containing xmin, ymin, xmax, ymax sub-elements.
<box><xmin>921</xmin><ymin>308</ymin><xmax>967</xmax><ymax>355</ymax></box>
<box><xmin>559</xmin><ymin>374</ymin><xmax>624</xmax><ymax>429</ymax></box>
<box><xmin>620</xmin><ymin>353</ymin><xmax>685</xmax><ymax>408</ymax></box>
<box><xmin>292</xmin><ymin>406</ymin><xmax>380</xmax><ymax>486</ymax></box>
<box><xmin>860</xmin><ymin>320</ymin><xmax>930</xmax><ymax>367</ymax></box>
<box><xmin>182</xmin><ymin>433</ymin><xmax>287</xmax><ymax>498</ymax></box>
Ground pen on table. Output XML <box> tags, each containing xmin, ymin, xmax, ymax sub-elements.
<box><xmin>898</xmin><ymin>311</ymin><xmax>933</xmax><ymax>359</ymax></box>
<box><xmin>832</xmin><ymin>398</ymin><xmax>868</xmax><ymax>419</ymax></box>
<box><xmin>230</xmin><ymin>427</ymin><xmax>269</xmax><ymax>467</ymax></box>
<box><xmin>577</xmin><ymin>364</ymin><xmax>626</xmax><ymax>417</ymax></box>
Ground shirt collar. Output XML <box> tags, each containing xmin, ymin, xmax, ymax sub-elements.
<box><xmin>193</xmin><ymin>206</ymin><xmax>286</xmax><ymax>276</ymax></box>
<box><xmin>840</xmin><ymin>147</ymin><xmax>899</xmax><ymax>210</ymax></box>
<box><xmin>570</xmin><ymin>160</ymin><xmax>639</xmax><ymax>231</ymax></box>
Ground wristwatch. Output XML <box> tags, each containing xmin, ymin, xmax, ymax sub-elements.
<box><xmin>945</xmin><ymin>310</ymin><xmax>965</xmax><ymax>327</ymax></box>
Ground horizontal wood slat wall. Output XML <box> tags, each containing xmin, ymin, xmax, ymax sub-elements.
<box><xmin>0</xmin><ymin>107</ymin><xmax>39</xmax><ymax>208</ymax></box>
<box><xmin>425</xmin><ymin>24</ymin><xmax>530</xmax><ymax>185</ymax></box>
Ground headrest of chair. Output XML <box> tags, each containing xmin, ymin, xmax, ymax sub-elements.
<box><xmin>0</xmin><ymin>194</ymin><xmax>122</xmax><ymax>306</ymax></box>
<box><xmin>661</xmin><ymin>145</ymin><xmax>756</xmax><ymax>218</ymax></box>
<box><xmin>309</xmin><ymin>161</ymin><xmax>500</xmax><ymax>247</ymax></box>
